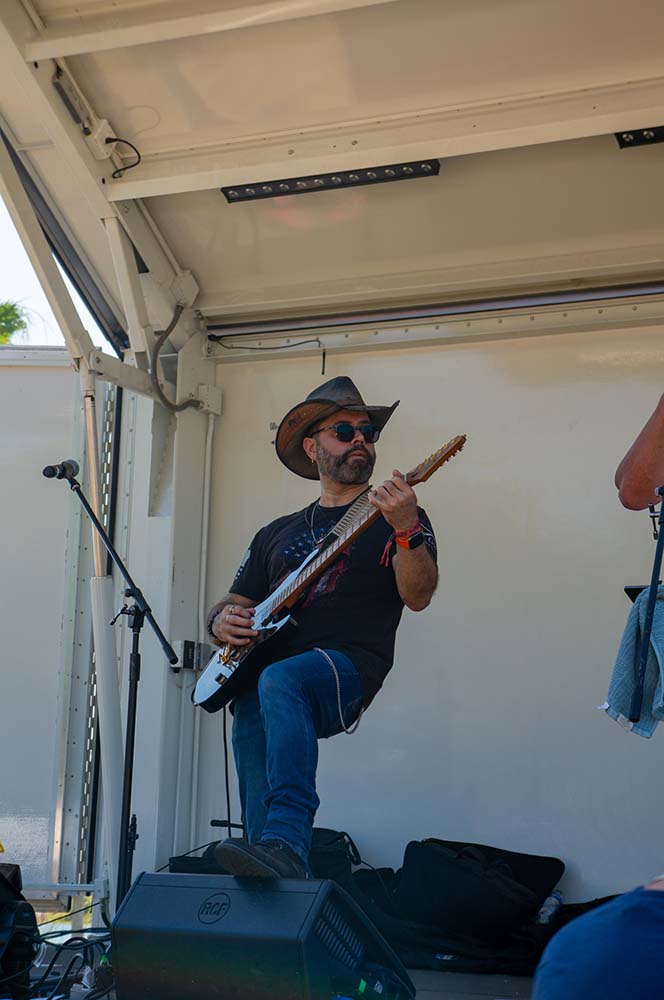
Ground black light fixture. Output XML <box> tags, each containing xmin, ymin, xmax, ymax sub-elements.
<box><xmin>221</xmin><ymin>159</ymin><xmax>440</xmax><ymax>203</ymax></box>
<box><xmin>615</xmin><ymin>126</ymin><xmax>664</xmax><ymax>149</ymax></box>
<box><xmin>52</xmin><ymin>66</ymin><xmax>92</xmax><ymax>134</ymax></box>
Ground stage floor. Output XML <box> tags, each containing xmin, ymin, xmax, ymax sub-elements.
<box><xmin>410</xmin><ymin>969</ymin><xmax>533</xmax><ymax>999</ymax></box>
<box><xmin>77</xmin><ymin>971</ymin><xmax>533</xmax><ymax>998</ymax></box>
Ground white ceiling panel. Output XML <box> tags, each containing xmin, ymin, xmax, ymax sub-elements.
<box><xmin>0</xmin><ymin>0</ymin><xmax>662</xmax><ymax>330</ymax></box>
<box><xmin>148</xmin><ymin>136</ymin><xmax>664</xmax><ymax>318</ymax></box>
<box><xmin>61</xmin><ymin>0</ymin><xmax>664</xmax><ymax>159</ymax></box>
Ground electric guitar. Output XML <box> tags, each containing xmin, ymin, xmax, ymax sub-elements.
<box><xmin>193</xmin><ymin>435</ymin><xmax>466</xmax><ymax>713</ymax></box>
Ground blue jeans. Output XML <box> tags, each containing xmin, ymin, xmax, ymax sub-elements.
<box><xmin>533</xmin><ymin>888</ymin><xmax>664</xmax><ymax>1000</ymax></box>
<box><xmin>231</xmin><ymin>648</ymin><xmax>363</xmax><ymax>865</ymax></box>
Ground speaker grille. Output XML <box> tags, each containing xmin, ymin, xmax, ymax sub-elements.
<box><xmin>314</xmin><ymin>898</ymin><xmax>365</xmax><ymax>969</ymax></box>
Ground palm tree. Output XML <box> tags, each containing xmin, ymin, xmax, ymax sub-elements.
<box><xmin>0</xmin><ymin>301</ymin><xmax>28</xmax><ymax>344</ymax></box>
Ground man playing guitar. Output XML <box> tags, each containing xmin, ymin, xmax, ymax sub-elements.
<box><xmin>207</xmin><ymin>376</ymin><xmax>438</xmax><ymax>879</ymax></box>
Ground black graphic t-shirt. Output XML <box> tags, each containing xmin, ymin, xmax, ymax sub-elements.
<box><xmin>230</xmin><ymin>499</ymin><xmax>437</xmax><ymax>707</ymax></box>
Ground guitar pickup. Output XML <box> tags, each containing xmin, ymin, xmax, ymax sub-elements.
<box><xmin>215</xmin><ymin>660</ymin><xmax>236</xmax><ymax>682</ymax></box>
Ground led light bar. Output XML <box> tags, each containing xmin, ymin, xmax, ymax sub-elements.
<box><xmin>221</xmin><ymin>159</ymin><xmax>440</xmax><ymax>203</ymax></box>
<box><xmin>615</xmin><ymin>126</ymin><xmax>664</xmax><ymax>149</ymax></box>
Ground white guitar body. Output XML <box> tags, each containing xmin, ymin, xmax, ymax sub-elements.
<box><xmin>193</xmin><ymin>549</ymin><xmax>319</xmax><ymax>712</ymax></box>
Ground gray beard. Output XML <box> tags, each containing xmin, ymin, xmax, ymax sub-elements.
<box><xmin>315</xmin><ymin>442</ymin><xmax>375</xmax><ymax>484</ymax></box>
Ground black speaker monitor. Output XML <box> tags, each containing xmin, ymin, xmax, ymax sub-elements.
<box><xmin>112</xmin><ymin>872</ymin><xmax>415</xmax><ymax>1000</ymax></box>
<box><xmin>0</xmin><ymin>865</ymin><xmax>38</xmax><ymax>1000</ymax></box>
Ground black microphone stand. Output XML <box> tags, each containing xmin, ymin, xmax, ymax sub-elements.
<box><xmin>45</xmin><ymin>465</ymin><xmax>178</xmax><ymax>908</ymax></box>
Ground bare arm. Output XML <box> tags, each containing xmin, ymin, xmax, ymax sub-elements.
<box><xmin>392</xmin><ymin>544</ymin><xmax>438</xmax><ymax>611</ymax></box>
<box><xmin>207</xmin><ymin>592</ymin><xmax>257</xmax><ymax>647</ymax></box>
<box><xmin>615</xmin><ymin>394</ymin><xmax>664</xmax><ymax>509</ymax></box>
<box><xmin>368</xmin><ymin>469</ymin><xmax>438</xmax><ymax>611</ymax></box>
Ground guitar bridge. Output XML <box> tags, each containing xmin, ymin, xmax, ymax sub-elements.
<box><xmin>218</xmin><ymin>645</ymin><xmax>234</xmax><ymax>665</ymax></box>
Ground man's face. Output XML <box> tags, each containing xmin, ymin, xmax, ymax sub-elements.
<box><xmin>307</xmin><ymin>408</ymin><xmax>377</xmax><ymax>484</ymax></box>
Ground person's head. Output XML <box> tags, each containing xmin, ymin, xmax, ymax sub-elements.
<box><xmin>302</xmin><ymin>408</ymin><xmax>378</xmax><ymax>484</ymax></box>
<box><xmin>274</xmin><ymin>376</ymin><xmax>399</xmax><ymax>481</ymax></box>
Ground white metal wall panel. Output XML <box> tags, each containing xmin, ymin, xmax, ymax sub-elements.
<box><xmin>0</xmin><ymin>348</ymin><xmax>78</xmax><ymax>887</ymax></box>
<box><xmin>197</xmin><ymin>324</ymin><xmax>664</xmax><ymax>901</ymax></box>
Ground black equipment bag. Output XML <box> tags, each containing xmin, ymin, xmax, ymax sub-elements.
<box><xmin>392</xmin><ymin>838</ymin><xmax>564</xmax><ymax>945</ymax></box>
<box><xmin>169</xmin><ymin>840</ymin><xmax>229</xmax><ymax>876</ymax></box>
<box><xmin>169</xmin><ymin>827</ymin><xmax>360</xmax><ymax>882</ymax></box>
<box><xmin>309</xmin><ymin>827</ymin><xmax>361</xmax><ymax>882</ymax></box>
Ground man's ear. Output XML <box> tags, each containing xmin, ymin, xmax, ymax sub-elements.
<box><xmin>302</xmin><ymin>436</ymin><xmax>317</xmax><ymax>464</ymax></box>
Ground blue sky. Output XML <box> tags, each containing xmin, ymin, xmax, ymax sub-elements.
<box><xmin>1</xmin><ymin>193</ymin><xmax>108</xmax><ymax>349</ymax></box>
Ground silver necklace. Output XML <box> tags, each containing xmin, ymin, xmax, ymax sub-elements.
<box><xmin>306</xmin><ymin>500</ymin><xmax>323</xmax><ymax>546</ymax></box>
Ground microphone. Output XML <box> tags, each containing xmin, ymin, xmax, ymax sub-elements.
<box><xmin>42</xmin><ymin>459</ymin><xmax>80</xmax><ymax>481</ymax></box>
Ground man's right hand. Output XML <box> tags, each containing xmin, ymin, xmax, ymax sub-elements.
<box><xmin>211</xmin><ymin>601</ymin><xmax>258</xmax><ymax>646</ymax></box>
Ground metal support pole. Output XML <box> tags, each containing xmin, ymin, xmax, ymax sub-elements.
<box><xmin>0</xmin><ymin>131</ymin><xmax>95</xmax><ymax>367</ymax></box>
<box><xmin>81</xmin><ymin>371</ymin><xmax>105</xmax><ymax>574</ymax></box>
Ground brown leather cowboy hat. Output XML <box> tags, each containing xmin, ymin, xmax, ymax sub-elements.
<box><xmin>275</xmin><ymin>376</ymin><xmax>399</xmax><ymax>480</ymax></box>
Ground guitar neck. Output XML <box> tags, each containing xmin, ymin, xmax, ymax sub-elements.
<box><xmin>267</xmin><ymin>497</ymin><xmax>380</xmax><ymax>616</ymax></box>
<box><xmin>263</xmin><ymin>434</ymin><xmax>466</xmax><ymax>619</ymax></box>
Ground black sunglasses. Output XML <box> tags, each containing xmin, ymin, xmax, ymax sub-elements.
<box><xmin>311</xmin><ymin>422</ymin><xmax>381</xmax><ymax>444</ymax></box>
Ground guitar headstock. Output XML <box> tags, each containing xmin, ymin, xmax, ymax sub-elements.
<box><xmin>405</xmin><ymin>435</ymin><xmax>467</xmax><ymax>486</ymax></box>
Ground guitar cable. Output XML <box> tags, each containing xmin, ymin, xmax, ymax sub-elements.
<box><xmin>315</xmin><ymin>648</ymin><xmax>363</xmax><ymax>734</ymax></box>
<box><xmin>223</xmin><ymin>705</ymin><xmax>234</xmax><ymax>838</ymax></box>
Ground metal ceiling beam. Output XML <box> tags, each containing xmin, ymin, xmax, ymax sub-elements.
<box><xmin>104</xmin><ymin>216</ymin><xmax>153</xmax><ymax>369</ymax></box>
<box><xmin>207</xmin><ymin>293</ymin><xmax>664</xmax><ymax>363</ymax></box>
<box><xmin>1</xmin><ymin>117</ymin><xmax>128</xmax><ymax>355</ymax></box>
<box><xmin>0</xmin><ymin>127</ymin><xmax>95</xmax><ymax>367</ymax></box>
<box><xmin>24</xmin><ymin>0</ymin><xmax>401</xmax><ymax>59</ymax></box>
<box><xmin>0</xmin><ymin>2</ymin><xmax>199</xmax><ymax>324</ymax></box>
<box><xmin>105</xmin><ymin>76</ymin><xmax>664</xmax><ymax>201</ymax></box>
<box><xmin>195</xmin><ymin>244</ymin><xmax>664</xmax><ymax>321</ymax></box>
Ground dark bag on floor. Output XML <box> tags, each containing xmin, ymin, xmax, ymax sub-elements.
<box><xmin>309</xmin><ymin>827</ymin><xmax>362</xmax><ymax>882</ymax></box>
<box><xmin>169</xmin><ymin>840</ymin><xmax>229</xmax><ymax>875</ymax></box>
<box><xmin>348</xmin><ymin>867</ymin><xmax>542</xmax><ymax>976</ymax></box>
<box><xmin>169</xmin><ymin>827</ymin><xmax>360</xmax><ymax>881</ymax></box>
<box><xmin>392</xmin><ymin>838</ymin><xmax>564</xmax><ymax>945</ymax></box>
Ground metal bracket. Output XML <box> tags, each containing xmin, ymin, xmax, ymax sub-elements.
<box><xmin>171</xmin><ymin>639</ymin><xmax>215</xmax><ymax>673</ymax></box>
<box><xmin>88</xmin><ymin>349</ymin><xmax>176</xmax><ymax>403</ymax></box>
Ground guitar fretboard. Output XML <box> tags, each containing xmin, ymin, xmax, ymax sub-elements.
<box><xmin>265</xmin><ymin>491</ymin><xmax>377</xmax><ymax>616</ymax></box>
<box><xmin>260</xmin><ymin>434</ymin><xmax>465</xmax><ymax>620</ymax></box>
